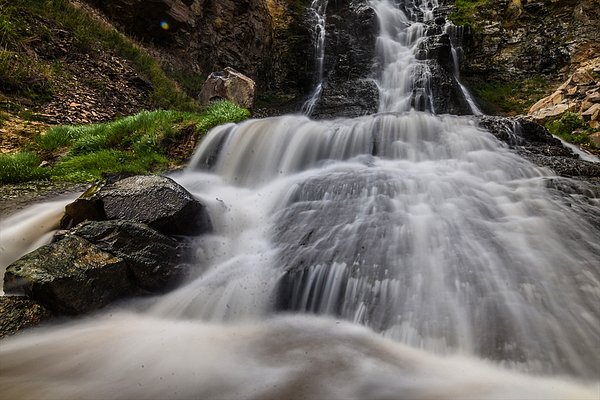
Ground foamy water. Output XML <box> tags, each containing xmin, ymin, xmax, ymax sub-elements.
<box><xmin>0</xmin><ymin>0</ymin><xmax>599</xmax><ymax>398</ymax></box>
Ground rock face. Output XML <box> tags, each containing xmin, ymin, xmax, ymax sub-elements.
<box><xmin>529</xmin><ymin>58</ymin><xmax>600</xmax><ymax>129</ymax></box>
<box><xmin>462</xmin><ymin>0</ymin><xmax>600</xmax><ymax>83</ymax></box>
<box><xmin>311</xmin><ymin>0</ymin><xmax>379</xmax><ymax>118</ymax></box>
<box><xmin>61</xmin><ymin>175</ymin><xmax>212</xmax><ymax>236</ymax></box>
<box><xmin>199</xmin><ymin>67</ymin><xmax>256</xmax><ymax>109</ymax></box>
<box><xmin>83</xmin><ymin>0</ymin><xmax>274</xmax><ymax>96</ymax></box>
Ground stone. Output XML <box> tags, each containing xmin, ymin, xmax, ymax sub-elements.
<box><xmin>0</xmin><ymin>296</ymin><xmax>52</xmax><ymax>338</ymax></box>
<box><xmin>530</xmin><ymin>104</ymin><xmax>570</xmax><ymax>122</ymax></box>
<box><xmin>4</xmin><ymin>236</ymin><xmax>132</xmax><ymax>314</ymax></box>
<box><xmin>71</xmin><ymin>220</ymin><xmax>189</xmax><ymax>292</ymax></box>
<box><xmin>312</xmin><ymin>0</ymin><xmax>379</xmax><ymax>118</ymax></box>
<box><xmin>61</xmin><ymin>175</ymin><xmax>212</xmax><ymax>236</ymax></box>
<box><xmin>581</xmin><ymin>103</ymin><xmax>600</xmax><ymax>121</ymax></box>
<box><xmin>3</xmin><ymin>219</ymin><xmax>194</xmax><ymax>314</ymax></box>
<box><xmin>199</xmin><ymin>67</ymin><xmax>256</xmax><ymax>109</ymax></box>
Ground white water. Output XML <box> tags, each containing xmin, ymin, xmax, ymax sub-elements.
<box><xmin>1</xmin><ymin>0</ymin><xmax>600</xmax><ymax>398</ymax></box>
<box><xmin>301</xmin><ymin>0</ymin><xmax>329</xmax><ymax>115</ymax></box>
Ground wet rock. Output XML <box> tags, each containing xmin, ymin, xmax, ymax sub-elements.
<box><xmin>61</xmin><ymin>175</ymin><xmax>212</xmax><ymax>236</ymax></box>
<box><xmin>4</xmin><ymin>236</ymin><xmax>132</xmax><ymax>314</ymax></box>
<box><xmin>71</xmin><ymin>220</ymin><xmax>189</xmax><ymax>292</ymax></box>
<box><xmin>0</xmin><ymin>296</ymin><xmax>53</xmax><ymax>339</ymax></box>
<box><xmin>199</xmin><ymin>67</ymin><xmax>256</xmax><ymax>109</ymax></box>
<box><xmin>4</xmin><ymin>218</ymin><xmax>194</xmax><ymax>314</ymax></box>
<box><xmin>479</xmin><ymin>116</ymin><xmax>600</xmax><ymax>179</ymax></box>
<box><xmin>312</xmin><ymin>0</ymin><xmax>379</xmax><ymax>118</ymax></box>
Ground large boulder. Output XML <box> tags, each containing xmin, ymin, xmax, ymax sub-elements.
<box><xmin>4</xmin><ymin>220</ymin><xmax>193</xmax><ymax>314</ymax></box>
<box><xmin>71</xmin><ymin>220</ymin><xmax>189</xmax><ymax>292</ymax></box>
<box><xmin>60</xmin><ymin>175</ymin><xmax>212</xmax><ymax>236</ymax></box>
<box><xmin>4</xmin><ymin>235</ymin><xmax>132</xmax><ymax>314</ymax></box>
<box><xmin>199</xmin><ymin>67</ymin><xmax>256</xmax><ymax>109</ymax></box>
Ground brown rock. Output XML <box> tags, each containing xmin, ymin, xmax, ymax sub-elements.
<box><xmin>582</xmin><ymin>103</ymin><xmax>600</xmax><ymax>121</ymax></box>
<box><xmin>199</xmin><ymin>67</ymin><xmax>256</xmax><ymax>110</ymax></box>
<box><xmin>0</xmin><ymin>296</ymin><xmax>52</xmax><ymax>338</ymax></box>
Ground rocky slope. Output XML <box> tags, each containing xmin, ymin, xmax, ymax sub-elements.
<box><xmin>459</xmin><ymin>0</ymin><xmax>600</xmax><ymax>114</ymax></box>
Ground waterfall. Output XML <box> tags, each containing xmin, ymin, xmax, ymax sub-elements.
<box><xmin>447</xmin><ymin>24</ymin><xmax>483</xmax><ymax>115</ymax></box>
<box><xmin>301</xmin><ymin>0</ymin><xmax>329</xmax><ymax>115</ymax></box>
<box><xmin>1</xmin><ymin>0</ymin><xmax>599</xmax><ymax>398</ymax></box>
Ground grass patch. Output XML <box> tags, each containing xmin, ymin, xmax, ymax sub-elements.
<box><xmin>545</xmin><ymin>112</ymin><xmax>597</xmax><ymax>151</ymax></box>
<box><xmin>449</xmin><ymin>0</ymin><xmax>489</xmax><ymax>28</ymax></box>
<box><xmin>0</xmin><ymin>152</ymin><xmax>50</xmax><ymax>183</ymax></box>
<box><xmin>0</xmin><ymin>101</ymin><xmax>250</xmax><ymax>184</ymax></box>
<box><xmin>465</xmin><ymin>77</ymin><xmax>551</xmax><ymax>116</ymax></box>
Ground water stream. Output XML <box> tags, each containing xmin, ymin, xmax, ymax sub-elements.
<box><xmin>301</xmin><ymin>0</ymin><xmax>329</xmax><ymax>115</ymax></box>
<box><xmin>0</xmin><ymin>0</ymin><xmax>599</xmax><ymax>398</ymax></box>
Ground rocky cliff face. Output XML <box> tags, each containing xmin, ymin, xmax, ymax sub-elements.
<box><xmin>462</xmin><ymin>0</ymin><xmax>600</xmax><ymax>82</ymax></box>
<box><xmin>83</xmin><ymin>0</ymin><xmax>275</xmax><ymax>87</ymax></box>
<box><xmin>311</xmin><ymin>0</ymin><xmax>379</xmax><ymax>118</ymax></box>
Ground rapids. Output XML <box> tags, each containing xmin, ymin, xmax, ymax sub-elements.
<box><xmin>0</xmin><ymin>0</ymin><xmax>599</xmax><ymax>398</ymax></box>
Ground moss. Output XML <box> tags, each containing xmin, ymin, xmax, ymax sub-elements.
<box><xmin>464</xmin><ymin>76</ymin><xmax>552</xmax><ymax>116</ymax></box>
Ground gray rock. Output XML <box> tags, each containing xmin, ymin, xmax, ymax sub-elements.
<box><xmin>71</xmin><ymin>220</ymin><xmax>189</xmax><ymax>292</ymax></box>
<box><xmin>61</xmin><ymin>175</ymin><xmax>212</xmax><ymax>236</ymax></box>
<box><xmin>4</xmin><ymin>219</ymin><xmax>194</xmax><ymax>314</ymax></box>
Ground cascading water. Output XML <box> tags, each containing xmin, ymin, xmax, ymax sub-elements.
<box><xmin>446</xmin><ymin>24</ymin><xmax>483</xmax><ymax>115</ymax></box>
<box><xmin>301</xmin><ymin>0</ymin><xmax>329</xmax><ymax>115</ymax></box>
<box><xmin>1</xmin><ymin>0</ymin><xmax>599</xmax><ymax>398</ymax></box>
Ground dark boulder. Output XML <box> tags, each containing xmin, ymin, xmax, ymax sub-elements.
<box><xmin>61</xmin><ymin>175</ymin><xmax>212</xmax><ymax>236</ymax></box>
<box><xmin>4</xmin><ymin>219</ymin><xmax>194</xmax><ymax>314</ymax></box>
<box><xmin>4</xmin><ymin>235</ymin><xmax>132</xmax><ymax>314</ymax></box>
<box><xmin>0</xmin><ymin>296</ymin><xmax>53</xmax><ymax>338</ymax></box>
<box><xmin>71</xmin><ymin>220</ymin><xmax>189</xmax><ymax>292</ymax></box>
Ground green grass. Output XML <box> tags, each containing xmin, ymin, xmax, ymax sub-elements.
<box><xmin>0</xmin><ymin>101</ymin><xmax>251</xmax><ymax>184</ymax></box>
<box><xmin>0</xmin><ymin>152</ymin><xmax>50</xmax><ymax>183</ymax></box>
<box><xmin>465</xmin><ymin>77</ymin><xmax>551</xmax><ymax>116</ymax></box>
<box><xmin>449</xmin><ymin>0</ymin><xmax>489</xmax><ymax>28</ymax></box>
<box><xmin>545</xmin><ymin>112</ymin><xmax>597</xmax><ymax>151</ymax></box>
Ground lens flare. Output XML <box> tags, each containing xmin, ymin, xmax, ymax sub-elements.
<box><xmin>160</xmin><ymin>21</ymin><xmax>169</xmax><ymax>31</ymax></box>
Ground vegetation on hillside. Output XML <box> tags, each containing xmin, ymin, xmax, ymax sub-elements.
<box><xmin>545</xmin><ymin>112</ymin><xmax>598</xmax><ymax>152</ymax></box>
<box><xmin>448</xmin><ymin>0</ymin><xmax>489</xmax><ymax>28</ymax></box>
<box><xmin>0</xmin><ymin>101</ymin><xmax>250</xmax><ymax>184</ymax></box>
<box><xmin>0</xmin><ymin>0</ymin><xmax>198</xmax><ymax>112</ymax></box>
<box><xmin>464</xmin><ymin>77</ymin><xmax>552</xmax><ymax>116</ymax></box>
